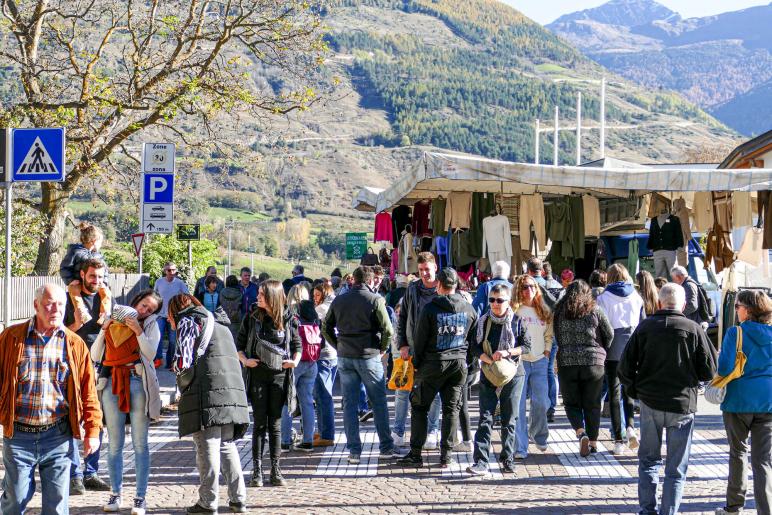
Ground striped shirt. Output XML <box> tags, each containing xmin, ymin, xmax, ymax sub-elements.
<box><xmin>15</xmin><ymin>320</ymin><xmax>70</xmax><ymax>426</ymax></box>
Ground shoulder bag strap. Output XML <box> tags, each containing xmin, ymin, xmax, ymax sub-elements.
<box><xmin>736</xmin><ymin>326</ymin><xmax>743</xmax><ymax>353</ymax></box>
<box><xmin>482</xmin><ymin>318</ymin><xmax>493</xmax><ymax>357</ymax></box>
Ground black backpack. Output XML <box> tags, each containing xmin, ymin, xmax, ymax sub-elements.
<box><xmin>688</xmin><ymin>278</ymin><xmax>713</xmax><ymax>323</ymax></box>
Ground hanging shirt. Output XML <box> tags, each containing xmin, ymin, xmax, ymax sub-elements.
<box><xmin>412</xmin><ymin>200</ymin><xmax>432</xmax><ymax>238</ymax></box>
<box><xmin>431</xmin><ymin>198</ymin><xmax>447</xmax><ymax>236</ymax></box>
<box><xmin>374</xmin><ymin>212</ymin><xmax>394</xmax><ymax>244</ymax></box>
<box><xmin>582</xmin><ymin>195</ymin><xmax>601</xmax><ymax>237</ymax></box>
<box><xmin>391</xmin><ymin>205</ymin><xmax>412</xmax><ymax>246</ymax></box>
<box><xmin>445</xmin><ymin>192</ymin><xmax>473</xmax><ymax>230</ymax></box>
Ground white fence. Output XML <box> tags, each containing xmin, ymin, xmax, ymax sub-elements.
<box><xmin>0</xmin><ymin>274</ymin><xmax>150</xmax><ymax>323</ymax></box>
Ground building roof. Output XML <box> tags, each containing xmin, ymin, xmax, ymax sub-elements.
<box><xmin>719</xmin><ymin>129</ymin><xmax>772</xmax><ymax>169</ymax></box>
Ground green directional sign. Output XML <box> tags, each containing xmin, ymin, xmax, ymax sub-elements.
<box><xmin>345</xmin><ymin>232</ymin><xmax>368</xmax><ymax>261</ymax></box>
<box><xmin>176</xmin><ymin>223</ymin><xmax>200</xmax><ymax>241</ymax></box>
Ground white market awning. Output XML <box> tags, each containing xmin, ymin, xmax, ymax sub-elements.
<box><xmin>351</xmin><ymin>186</ymin><xmax>384</xmax><ymax>212</ymax></box>
<box><xmin>371</xmin><ymin>151</ymin><xmax>772</xmax><ymax>213</ymax></box>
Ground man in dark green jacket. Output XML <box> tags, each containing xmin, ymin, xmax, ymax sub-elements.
<box><xmin>322</xmin><ymin>267</ymin><xmax>397</xmax><ymax>464</ymax></box>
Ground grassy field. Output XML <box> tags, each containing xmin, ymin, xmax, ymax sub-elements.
<box><xmin>208</xmin><ymin>207</ymin><xmax>271</xmax><ymax>223</ymax></box>
<box><xmin>229</xmin><ymin>251</ymin><xmax>355</xmax><ymax>279</ymax></box>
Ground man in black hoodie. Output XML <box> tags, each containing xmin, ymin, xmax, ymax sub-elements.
<box><xmin>397</xmin><ymin>268</ymin><xmax>478</xmax><ymax>468</ymax></box>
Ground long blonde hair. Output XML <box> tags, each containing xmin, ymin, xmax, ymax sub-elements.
<box><xmin>511</xmin><ymin>275</ymin><xmax>552</xmax><ymax>323</ymax></box>
<box><xmin>258</xmin><ymin>280</ymin><xmax>286</xmax><ymax>331</ymax></box>
<box><xmin>286</xmin><ymin>283</ymin><xmax>309</xmax><ymax>309</ymax></box>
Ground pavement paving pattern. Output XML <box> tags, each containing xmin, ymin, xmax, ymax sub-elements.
<box><xmin>1</xmin><ymin>392</ymin><xmax>760</xmax><ymax>514</ymax></box>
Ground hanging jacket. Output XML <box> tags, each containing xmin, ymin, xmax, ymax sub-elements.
<box><xmin>647</xmin><ymin>215</ymin><xmax>684</xmax><ymax>252</ymax></box>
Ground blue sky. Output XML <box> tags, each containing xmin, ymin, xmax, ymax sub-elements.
<box><xmin>508</xmin><ymin>1</ymin><xmax>770</xmax><ymax>25</ymax></box>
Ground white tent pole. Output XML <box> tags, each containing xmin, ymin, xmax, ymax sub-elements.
<box><xmin>534</xmin><ymin>119</ymin><xmax>540</xmax><ymax>164</ymax></box>
<box><xmin>600</xmin><ymin>77</ymin><xmax>606</xmax><ymax>159</ymax></box>
<box><xmin>553</xmin><ymin>106</ymin><xmax>559</xmax><ymax>166</ymax></box>
<box><xmin>576</xmin><ymin>92</ymin><xmax>582</xmax><ymax>165</ymax></box>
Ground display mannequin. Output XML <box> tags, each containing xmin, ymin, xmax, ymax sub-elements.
<box><xmin>398</xmin><ymin>224</ymin><xmax>418</xmax><ymax>274</ymax></box>
<box><xmin>482</xmin><ymin>204</ymin><xmax>513</xmax><ymax>265</ymax></box>
<box><xmin>647</xmin><ymin>207</ymin><xmax>684</xmax><ymax>279</ymax></box>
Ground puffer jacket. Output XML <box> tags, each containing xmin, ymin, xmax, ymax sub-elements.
<box><xmin>596</xmin><ymin>282</ymin><xmax>645</xmax><ymax>362</ymax></box>
<box><xmin>720</xmin><ymin>321</ymin><xmax>772</xmax><ymax>413</ymax></box>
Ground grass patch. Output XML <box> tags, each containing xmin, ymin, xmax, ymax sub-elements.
<box><xmin>535</xmin><ymin>63</ymin><xmax>569</xmax><ymax>74</ymax></box>
<box><xmin>205</xmin><ymin>207</ymin><xmax>271</xmax><ymax>223</ymax></box>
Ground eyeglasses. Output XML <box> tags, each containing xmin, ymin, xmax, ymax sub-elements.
<box><xmin>520</xmin><ymin>284</ymin><xmax>537</xmax><ymax>291</ymax></box>
<box><xmin>167</xmin><ymin>269</ymin><xmax>177</xmax><ymax>273</ymax></box>
<box><xmin>488</xmin><ymin>298</ymin><xmax>509</xmax><ymax>304</ymax></box>
<box><xmin>734</xmin><ymin>303</ymin><xmax>746</xmax><ymax>310</ymax></box>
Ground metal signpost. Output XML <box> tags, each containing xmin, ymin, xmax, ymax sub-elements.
<box><xmin>2</xmin><ymin>127</ymin><xmax>66</xmax><ymax>329</ymax></box>
<box><xmin>138</xmin><ymin>143</ymin><xmax>175</xmax><ymax>274</ymax></box>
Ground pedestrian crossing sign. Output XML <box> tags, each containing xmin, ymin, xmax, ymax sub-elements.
<box><xmin>11</xmin><ymin>128</ymin><xmax>65</xmax><ymax>182</ymax></box>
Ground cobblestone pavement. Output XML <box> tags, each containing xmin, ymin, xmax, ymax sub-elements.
<box><xmin>3</xmin><ymin>392</ymin><xmax>759</xmax><ymax>515</ymax></box>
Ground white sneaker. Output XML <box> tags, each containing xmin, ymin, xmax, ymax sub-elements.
<box><xmin>104</xmin><ymin>494</ymin><xmax>122</xmax><ymax>512</ymax></box>
<box><xmin>423</xmin><ymin>432</ymin><xmax>438</xmax><ymax>450</ymax></box>
<box><xmin>454</xmin><ymin>440</ymin><xmax>472</xmax><ymax>452</ymax></box>
<box><xmin>627</xmin><ymin>427</ymin><xmax>639</xmax><ymax>450</ymax></box>
<box><xmin>613</xmin><ymin>441</ymin><xmax>625</xmax><ymax>455</ymax></box>
<box><xmin>391</xmin><ymin>431</ymin><xmax>405</xmax><ymax>447</ymax></box>
<box><xmin>130</xmin><ymin>498</ymin><xmax>146</xmax><ymax>515</ymax></box>
<box><xmin>514</xmin><ymin>452</ymin><xmax>527</xmax><ymax>460</ymax></box>
<box><xmin>715</xmin><ymin>508</ymin><xmax>741</xmax><ymax>515</ymax></box>
<box><xmin>535</xmin><ymin>443</ymin><xmax>548</xmax><ymax>452</ymax></box>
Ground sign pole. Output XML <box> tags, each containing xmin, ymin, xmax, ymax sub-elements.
<box><xmin>188</xmin><ymin>241</ymin><xmax>192</xmax><ymax>269</ymax></box>
<box><xmin>3</xmin><ymin>183</ymin><xmax>11</xmax><ymax>329</ymax></box>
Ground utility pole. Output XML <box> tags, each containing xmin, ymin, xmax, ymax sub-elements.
<box><xmin>553</xmin><ymin>106</ymin><xmax>559</xmax><ymax>166</ymax></box>
<box><xmin>600</xmin><ymin>77</ymin><xmax>606</xmax><ymax>159</ymax></box>
<box><xmin>225</xmin><ymin>218</ymin><xmax>234</xmax><ymax>277</ymax></box>
<box><xmin>576</xmin><ymin>91</ymin><xmax>582</xmax><ymax>166</ymax></box>
<box><xmin>187</xmin><ymin>241</ymin><xmax>192</xmax><ymax>270</ymax></box>
<box><xmin>534</xmin><ymin>119</ymin><xmax>540</xmax><ymax>165</ymax></box>
<box><xmin>249</xmin><ymin>234</ymin><xmax>254</xmax><ymax>273</ymax></box>
<box><xmin>3</xmin><ymin>129</ymin><xmax>12</xmax><ymax>329</ymax></box>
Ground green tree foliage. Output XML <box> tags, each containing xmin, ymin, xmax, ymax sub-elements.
<box><xmin>0</xmin><ymin>200</ymin><xmax>46</xmax><ymax>277</ymax></box>
<box><xmin>316</xmin><ymin>229</ymin><xmax>346</xmax><ymax>257</ymax></box>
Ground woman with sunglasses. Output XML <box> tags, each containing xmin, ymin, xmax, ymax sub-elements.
<box><xmin>553</xmin><ymin>280</ymin><xmax>613</xmax><ymax>457</ymax></box>
<box><xmin>236</xmin><ymin>280</ymin><xmax>302</xmax><ymax>488</ymax></box>
<box><xmin>715</xmin><ymin>290</ymin><xmax>772</xmax><ymax>515</ymax></box>
<box><xmin>512</xmin><ymin>274</ymin><xmax>554</xmax><ymax>459</ymax></box>
<box><xmin>466</xmin><ymin>284</ymin><xmax>530</xmax><ymax>477</ymax></box>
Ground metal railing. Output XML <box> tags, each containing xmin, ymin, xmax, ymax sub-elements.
<box><xmin>0</xmin><ymin>274</ymin><xmax>150</xmax><ymax>323</ymax></box>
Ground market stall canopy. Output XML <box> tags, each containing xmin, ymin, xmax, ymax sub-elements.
<box><xmin>352</xmin><ymin>186</ymin><xmax>384</xmax><ymax>212</ymax></box>
<box><xmin>371</xmin><ymin>151</ymin><xmax>772</xmax><ymax>213</ymax></box>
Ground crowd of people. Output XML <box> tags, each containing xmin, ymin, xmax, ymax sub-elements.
<box><xmin>1</xmin><ymin>221</ymin><xmax>771</xmax><ymax>515</ymax></box>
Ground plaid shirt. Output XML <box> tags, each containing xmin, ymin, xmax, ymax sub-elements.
<box><xmin>14</xmin><ymin>319</ymin><xmax>70</xmax><ymax>426</ymax></box>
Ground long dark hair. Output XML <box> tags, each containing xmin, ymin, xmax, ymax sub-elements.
<box><xmin>258</xmin><ymin>279</ymin><xmax>286</xmax><ymax>331</ymax></box>
<box><xmin>130</xmin><ymin>289</ymin><xmax>163</xmax><ymax>315</ymax></box>
<box><xmin>560</xmin><ymin>280</ymin><xmax>596</xmax><ymax>319</ymax></box>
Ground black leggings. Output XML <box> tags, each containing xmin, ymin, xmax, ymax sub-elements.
<box><xmin>250</xmin><ymin>371</ymin><xmax>286</xmax><ymax>464</ymax></box>
<box><xmin>605</xmin><ymin>360</ymin><xmax>635</xmax><ymax>441</ymax></box>
<box><xmin>558</xmin><ymin>365</ymin><xmax>605</xmax><ymax>441</ymax></box>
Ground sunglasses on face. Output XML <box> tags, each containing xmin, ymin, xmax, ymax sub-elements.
<box><xmin>734</xmin><ymin>303</ymin><xmax>746</xmax><ymax>310</ymax></box>
<box><xmin>489</xmin><ymin>298</ymin><xmax>509</xmax><ymax>304</ymax></box>
<box><xmin>521</xmin><ymin>284</ymin><xmax>536</xmax><ymax>291</ymax></box>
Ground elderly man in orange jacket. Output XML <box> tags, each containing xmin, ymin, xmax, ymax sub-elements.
<box><xmin>0</xmin><ymin>283</ymin><xmax>102</xmax><ymax>515</ymax></box>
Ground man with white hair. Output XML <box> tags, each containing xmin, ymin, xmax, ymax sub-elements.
<box><xmin>472</xmin><ymin>260</ymin><xmax>512</xmax><ymax>316</ymax></box>
<box><xmin>669</xmin><ymin>265</ymin><xmax>703</xmax><ymax>325</ymax></box>
<box><xmin>0</xmin><ymin>284</ymin><xmax>102</xmax><ymax>514</ymax></box>
<box><xmin>619</xmin><ymin>282</ymin><xmax>716</xmax><ymax>515</ymax></box>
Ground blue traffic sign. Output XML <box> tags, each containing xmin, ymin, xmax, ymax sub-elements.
<box><xmin>11</xmin><ymin>128</ymin><xmax>65</xmax><ymax>182</ymax></box>
<box><xmin>142</xmin><ymin>173</ymin><xmax>174</xmax><ymax>203</ymax></box>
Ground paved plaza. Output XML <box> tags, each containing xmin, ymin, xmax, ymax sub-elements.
<box><xmin>3</xmin><ymin>387</ymin><xmax>759</xmax><ymax>515</ymax></box>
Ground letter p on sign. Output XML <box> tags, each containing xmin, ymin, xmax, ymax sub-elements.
<box><xmin>142</xmin><ymin>173</ymin><xmax>174</xmax><ymax>203</ymax></box>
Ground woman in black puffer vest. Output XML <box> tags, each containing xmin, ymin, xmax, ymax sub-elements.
<box><xmin>168</xmin><ymin>294</ymin><xmax>250</xmax><ymax>514</ymax></box>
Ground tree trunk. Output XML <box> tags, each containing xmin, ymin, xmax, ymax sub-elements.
<box><xmin>33</xmin><ymin>183</ymin><xmax>69</xmax><ymax>276</ymax></box>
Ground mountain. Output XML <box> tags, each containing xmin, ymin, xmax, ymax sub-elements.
<box><xmin>710</xmin><ymin>79</ymin><xmax>772</xmax><ymax>137</ymax></box>
<box><xmin>551</xmin><ymin>0</ymin><xmax>678</xmax><ymax>27</ymax></box>
<box><xmin>547</xmin><ymin>0</ymin><xmax>772</xmax><ymax>135</ymax></box>
<box><xmin>68</xmin><ymin>0</ymin><xmax>740</xmax><ymax>246</ymax></box>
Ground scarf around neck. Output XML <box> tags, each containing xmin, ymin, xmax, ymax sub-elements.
<box><xmin>477</xmin><ymin>308</ymin><xmax>516</xmax><ymax>353</ymax></box>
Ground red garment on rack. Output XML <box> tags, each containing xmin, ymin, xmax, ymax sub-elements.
<box><xmin>374</xmin><ymin>212</ymin><xmax>393</xmax><ymax>244</ymax></box>
<box><xmin>412</xmin><ymin>200</ymin><xmax>432</xmax><ymax>238</ymax></box>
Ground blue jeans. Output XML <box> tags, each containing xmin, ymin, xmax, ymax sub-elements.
<box><xmin>547</xmin><ymin>342</ymin><xmax>557</xmax><ymax>411</ymax></box>
<box><xmin>314</xmin><ymin>358</ymin><xmax>338</xmax><ymax>441</ymax></box>
<box><xmin>155</xmin><ymin>317</ymin><xmax>176</xmax><ymax>367</ymax></box>
<box><xmin>102</xmin><ymin>376</ymin><xmax>150</xmax><ymax>498</ymax></box>
<box><xmin>281</xmin><ymin>360</ymin><xmax>318</xmax><ymax>445</ymax></box>
<box><xmin>393</xmin><ymin>389</ymin><xmax>441</xmax><ymax>438</ymax></box>
<box><xmin>338</xmin><ymin>356</ymin><xmax>393</xmax><ymax>455</ymax></box>
<box><xmin>474</xmin><ymin>374</ymin><xmax>525</xmax><ymax>466</ymax></box>
<box><xmin>516</xmin><ymin>358</ymin><xmax>550</xmax><ymax>455</ymax></box>
<box><xmin>70</xmin><ymin>429</ymin><xmax>101</xmax><ymax>479</ymax></box>
<box><xmin>2</xmin><ymin>419</ymin><xmax>73</xmax><ymax>515</ymax></box>
<box><xmin>359</xmin><ymin>384</ymin><xmax>369</xmax><ymax>413</ymax></box>
<box><xmin>638</xmin><ymin>402</ymin><xmax>695</xmax><ymax>515</ymax></box>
